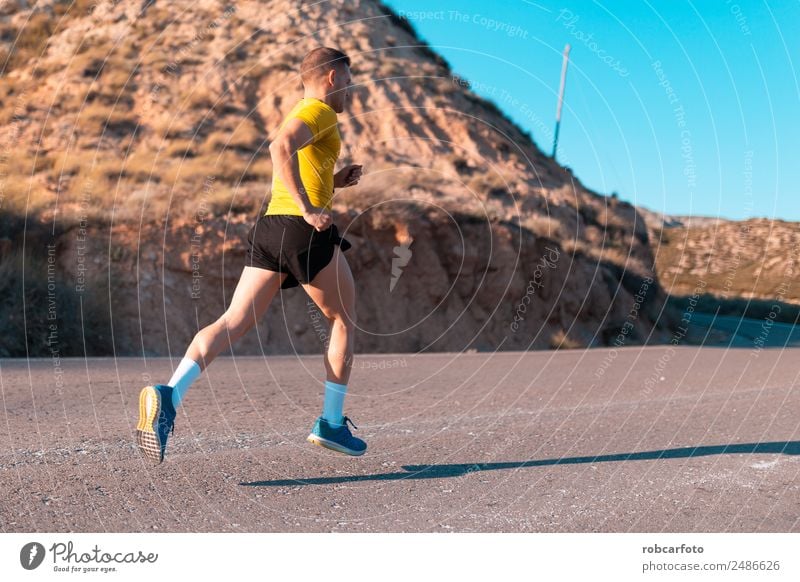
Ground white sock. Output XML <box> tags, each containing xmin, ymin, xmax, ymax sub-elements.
<box><xmin>167</xmin><ymin>357</ymin><xmax>201</xmax><ymax>409</ymax></box>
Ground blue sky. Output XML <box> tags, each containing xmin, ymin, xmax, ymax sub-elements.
<box><xmin>382</xmin><ymin>0</ymin><xmax>799</xmax><ymax>220</ymax></box>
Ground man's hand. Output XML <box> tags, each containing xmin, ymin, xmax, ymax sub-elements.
<box><xmin>302</xmin><ymin>208</ymin><xmax>332</xmax><ymax>232</ymax></box>
<box><xmin>334</xmin><ymin>164</ymin><xmax>363</xmax><ymax>188</ymax></box>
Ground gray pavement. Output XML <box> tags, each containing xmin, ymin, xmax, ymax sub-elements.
<box><xmin>1</xmin><ymin>347</ymin><xmax>798</xmax><ymax>532</ymax></box>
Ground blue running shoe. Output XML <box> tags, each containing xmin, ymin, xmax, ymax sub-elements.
<box><xmin>307</xmin><ymin>415</ymin><xmax>367</xmax><ymax>456</ymax></box>
<box><xmin>136</xmin><ymin>385</ymin><xmax>176</xmax><ymax>463</ymax></box>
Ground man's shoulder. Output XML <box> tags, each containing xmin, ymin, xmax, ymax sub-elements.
<box><xmin>288</xmin><ymin>98</ymin><xmax>334</xmax><ymax>130</ymax></box>
<box><xmin>281</xmin><ymin>98</ymin><xmax>337</xmax><ymax>143</ymax></box>
<box><xmin>297</xmin><ymin>98</ymin><xmax>336</xmax><ymax>117</ymax></box>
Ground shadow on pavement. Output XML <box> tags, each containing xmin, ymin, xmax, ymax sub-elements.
<box><xmin>240</xmin><ymin>440</ymin><xmax>800</xmax><ymax>487</ymax></box>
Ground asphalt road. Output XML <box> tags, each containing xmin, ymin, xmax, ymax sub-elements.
<box><xmin>689</xmin><ymin>313</ymin><xmax>800</xmax><ymax>348</ymax></box>
<box><xmin>1</xmin><ymin>347</ymin><xmax>798</xmax><ymax>532</ymax></box>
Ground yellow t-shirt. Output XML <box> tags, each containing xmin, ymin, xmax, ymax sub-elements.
<box><xmin>265</xmin><ymin>97</ymin><xmax>341</xmax><ymax>216</ymax></box>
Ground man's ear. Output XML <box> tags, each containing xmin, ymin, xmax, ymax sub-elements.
<box><xmin>325</xmin><ymin>68</ymin><xmax>336</xmax><ymax>88</ymax></box>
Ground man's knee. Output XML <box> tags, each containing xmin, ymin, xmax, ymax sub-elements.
<box><xmin>328</xmin><ymin>307</ymin><xmax>356</xmax><ymax>328</ymax></box>
<box><xmin>220</xmin><ymin>310</ymin><xmax>255</xmax><ymax>339</ymax></box>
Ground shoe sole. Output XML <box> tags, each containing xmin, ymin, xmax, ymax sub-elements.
<box><xmin>307</xmin><ymin>434</ymin><xmax>366</xmax><ymax>456</ymax></box>
<box><xmin>136</xmin><ymin>386</ymin><xmax>164</xmax><ymax>463</ymax></box>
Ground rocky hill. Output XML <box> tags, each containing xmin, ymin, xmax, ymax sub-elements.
<box><xmin>645</xmin><ymin>210</ymin><xmax>800</xmax><ymax>317</ymax></box>
<box><xmin>0</xmin><ymin>0</ymin><xmax>674</xmax><ymax>357</ymax></box>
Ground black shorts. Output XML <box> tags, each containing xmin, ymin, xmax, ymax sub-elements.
<box><xmin>245</xmin><ymin>214</ymin><xmax>352</xmax><ymax>289</ymax></box>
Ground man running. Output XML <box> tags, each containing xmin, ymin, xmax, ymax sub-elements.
<box><xmin>136</xmin><ymin>47</ymin><xmax>366</xmax><ymax>463</ymax></box>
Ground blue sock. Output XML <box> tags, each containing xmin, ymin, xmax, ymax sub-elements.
<box><xmin>322</xmin><ymin>380</ymin><xmax>347</xmax><ymax>428</ymax></box>
<box><xmin>167</xmin><ymin>357</ymin><xmax>201</xmax><ymax>409</ymax></box>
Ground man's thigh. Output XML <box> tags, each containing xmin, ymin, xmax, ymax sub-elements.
<box><xmin>301</xmin><ymin>248</ymin><xmax>355</xmax><ymax>321</ymax></box>
<box><xmin>226</xmin><ymin>266</ymin><xmax>288</xmax><ymax>321</ymax></box>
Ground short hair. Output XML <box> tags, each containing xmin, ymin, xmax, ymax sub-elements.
<box><xmin>300</xmin><ymin>47</ymin><xmax>350</xmax><ymax>86</ymax></box>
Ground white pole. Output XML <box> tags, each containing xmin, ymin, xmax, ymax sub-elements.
<box><xmin>552</xmin><ymin>43</ymin><xmax>571</xmax><ymax>160</ymax></box>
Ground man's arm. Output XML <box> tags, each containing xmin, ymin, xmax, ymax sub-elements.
<box><xmin>268</xmin><ymin>117</ymin><xmax>331</xmax><ymax>231</ymax></box>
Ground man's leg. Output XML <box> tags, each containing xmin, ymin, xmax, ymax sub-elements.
<box><xmin>137</xmin><ymin>266</ymin><xmax>286</xmax><ymax>463</ymax></box>
<box><xmin>301</xmin><ymin>247</ymin><xmax>356</xmax><ymax>388</ymax></box>
<box><xmin>172</xmin><ymin>266</ymin><xmax>288</xmax><ymax>404</ymax></box>
<box><xmin>302</xmin><ymin>248</ymin><xmax>366</xmax><ymax>456</ymax></box>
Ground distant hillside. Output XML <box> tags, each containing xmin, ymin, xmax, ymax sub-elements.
<box><xmin>643</xmin><ymin>212</ymin><xmax>800</xmax><ymax>304</ymax></box>
<box><xmin>1</xmin><ymin>0</ymin><xmax>675</xmax><ymax>356</ymax></box>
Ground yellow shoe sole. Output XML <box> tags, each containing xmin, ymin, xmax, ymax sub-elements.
<box><xmin>136</xmin><ymin>386</ymin><xmax>164</xmax><ymax>463</ymax></box>
<box><xmin>307</xmin><ymin>433</ymin><xmax>366</xmax><ymax>456</ymax></box>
